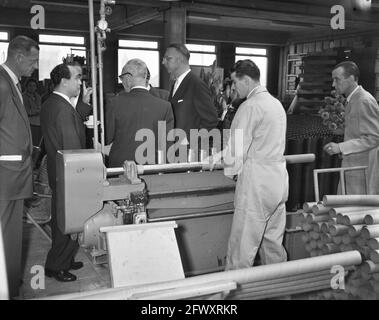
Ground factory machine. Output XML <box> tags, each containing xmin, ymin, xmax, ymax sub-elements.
<box><xmin>56</xmin><ymin>150</ymin><xmax>314</xmax><ymax>276</ymax></box>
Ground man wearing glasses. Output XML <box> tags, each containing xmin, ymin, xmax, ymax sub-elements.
<box><xmin>106</xmin><ymin>59</ymin><xmax>174</xmax><ymax>167</ymax></box>
<box><xmin>0</xmin><ymin>36</ymin><xmax>39</xmax><ymax>298</ymax></box>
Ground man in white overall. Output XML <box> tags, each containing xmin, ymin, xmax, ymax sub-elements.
<box><xmin>210</xmin><ymin>60</ymin><xmax>289</xmax><ymax>270</ymax></box>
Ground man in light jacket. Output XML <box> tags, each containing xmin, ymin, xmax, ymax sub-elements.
<box><xmin>324</xmin><ymin>61</ymin><xmax>379</xmax><ymax>194</ymax></box>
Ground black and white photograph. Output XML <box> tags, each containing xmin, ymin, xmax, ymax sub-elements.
<box><xmin>0</xmin><ymin>0</ymin><xmax>379</xmax><ymax>306</ymax></box>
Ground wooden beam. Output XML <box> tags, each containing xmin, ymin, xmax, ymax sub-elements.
<box><xmin>111</xmin><ymin>8</ymin><xmax>163</xmax><ymax>31</ymax></box>
<box><xmin>183</xmin><ymin>2</ymin><xmax>379</xmax><ymax>28</ymax></box>
<box><xmin>0</xmin><ymin>7</ymin><xmax>89</xmax><ymax>32</ymax></box>
<box><xmin>288</xmin><ymin>27</ymin><xmax>379</xmax><ymax>42</ymax></box>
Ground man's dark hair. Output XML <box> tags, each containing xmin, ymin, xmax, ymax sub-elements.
<box><xmin>167</xmin><ymin>43</ymin><xmax>190</xmax><ymax>61</ymax></box>
<box><xmin>334</xmin><ymin>61</ymin><xmax>360</xmax><ymax>81</ymax></box>
<box><xmin>25</xmin><ymin>78</ymin><xmax>38</xmax><ymax>87</ymax></box>
<box><xmin>50</xmin><ymin>63</ymin><xmax>78</xmax><ymax>88</ymax></box>
<box><xmin>8</xmin><ymin>35</ymin><xmax>39</xmax><ymax>57</ymax></box>
<box><xmin>231</xmin><ymin>59</ymin><xmax>260</xmax><ymax>81</ymax></box>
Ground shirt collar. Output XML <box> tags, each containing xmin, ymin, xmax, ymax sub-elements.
<box><xmin>176</xmin><ymin>69</ymin><xmax>191</xmax><ymax>84</ymax></box>
<box><xmin>1</xmin><ymin>63</ymin><xmax>20</xmax><ymax>87</ymax></box>
<box><xmin>131</xmin><ymin>85</ymin><xmax>149</xmax><ymax>91</ymax></box>
<box><xmin>247</xmin><ymin>85</ymin><xmax>261</xmax><ymax>99</ymax></box>
<box><xmin>346</xmin><ymin>85</ymin><xmax>360</xmax><ymax>103</ymax></box>
<box><xmin>53</xmin><ymin>91</ymin><xmax>74</xmax><ymax>107</ymax></box>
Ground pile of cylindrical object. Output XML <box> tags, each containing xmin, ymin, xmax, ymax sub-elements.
<box><xmin>300</xmin><ymin>195</ymin><xmax>379</xmax><ymax>299</ymax></box>
<box><xmin>39</xmin><ymin>251</ymin><xmax>362</xmax><ymax>300</ymax></box>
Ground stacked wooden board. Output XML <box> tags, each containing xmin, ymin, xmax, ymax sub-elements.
<box><xmin>295</xmin><ymin>50</ymin><xmax>337</xmax><ymax>114</ymax></box>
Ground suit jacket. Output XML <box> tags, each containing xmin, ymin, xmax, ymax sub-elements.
<box><xmin>170</xmin><ymin>71</ymin><xmax>218</xmax><ymax>139</ymax></box>
<box><xmin>150</xmin><ymin>86</ymin><xmax>170</xmax><ymax>101</ymax></box>
<box><xmin>338</xmin><ymin>86</ymin><xmax>379</xmax><ymax>194</ymax></box>
<box><xmin>0</xmin><ymin>65</ymin><xmax>33</xmax><ymax>200</ymax></box>
<box><xmin>106</xmin><ymin>88</ymin><xmax>174</xmax><ymax>167</ymax></box>
<box><xmin>40</xmin><ymin>93</ymin><xmax>86</xmax><ymax>189</ymax></box>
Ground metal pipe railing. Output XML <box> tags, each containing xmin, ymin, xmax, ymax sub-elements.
<box><xmin>106</xmin><ymin>153</ymin><xmax>315</xmax><ymax>177</ymax></box>
<box><xmin>88</xmin><ymin>0</ymin><xmax>99</xmax><ymax>151</ymax></box>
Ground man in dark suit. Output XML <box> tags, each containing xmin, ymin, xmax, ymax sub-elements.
<box><xmin>145</xmin><ymin>67</ymin><xmax>170</xmax><ymax>101</ymax></box>
<box><xmin>162</xmin><ymin>43</ymin><xmax>218</xmax><ymax>144</ymax></box>
<box><xmin>106</xmin><ymin>59</ymin><xmax>174</xmax><ymax>167</ymax></box>
<box><xmin>0</xmin><ymin>36</ymin><xmax>39</xmax><ymax>298</ymax></box>
<box><xmin>40</xmin><ymin>63</ymin><xmax>88</xmax><ymax>282</ymax></box>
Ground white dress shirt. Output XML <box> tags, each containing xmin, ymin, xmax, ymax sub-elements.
<box><xmin>172</xmin><ymin>68</ymin><xmax>191</xmax><ymax>96</ymax></box>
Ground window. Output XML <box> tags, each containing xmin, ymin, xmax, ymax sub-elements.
<box><xmin>186</xmin><ymin>43</ymin><xmax>216</xmax><ymax>66</ymax></box>
<box><xmin>0</xmin><ymin>31</ymin><xmax>9</xmax><ymax>64</ymax></box>
<box><xmin>38</xmin><ymin>34</ymin><xmax>86</xmax><ymax>81</ymax></box>
<box><xmin>118</xmin><ymin>39</ymin><xmax>160</xmax><ymax>87</ymax></box>
<box><xmin>235</xmin><ymin>46</ymin><xmax>268</xmax><ymax>87</ymax></box>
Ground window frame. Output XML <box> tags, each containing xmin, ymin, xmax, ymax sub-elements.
<box><xmin>0</xmin><ymin>31</ymin><xmax>9</xmax><ymax>64</ymax></box>
<box><xmin>117</xmin><ymin>38</ymin><xmax>160</xmax><ymax>86</ymax></box>
<box><xmin>38</xmin><ymin>33</ymin><xmax>87</xmax><ymax>81</ymax></box>
<box><xmin>186</xmin><ymin>42</ymin><xmax>217</xmax><ymax>67</ymax></box>
<box><xmin>235</xmin><ymin>45</ymin><xmax>269</xmax><ymax>87</ymax></box>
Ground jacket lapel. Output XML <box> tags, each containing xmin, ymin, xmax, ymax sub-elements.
<box><xmin>172</xmin><ymin>71</ymin><xmax>191</xmax><ymax>100</ymax></box>
<box><xmin>345</xmin><ymin>87</ymin><xmax>362</xmax><ymax>116</ymax></box>
<box><xmin>0</xmin><ymin>66</ymin><xmax>33</xmax><ymax>151</ymax></box>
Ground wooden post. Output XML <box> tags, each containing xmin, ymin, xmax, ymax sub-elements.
<box><xmin>162</xmin><ymin>4</ymin><xmax>187</xmax><ymax>89</ymax></box>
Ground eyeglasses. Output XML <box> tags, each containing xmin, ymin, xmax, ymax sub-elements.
<box><xmin>118</xmin><ymin>72</ymin><xmax>133</xmax><ymax>80</ymax></box>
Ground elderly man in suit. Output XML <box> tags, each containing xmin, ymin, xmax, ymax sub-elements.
<box><xmin>210</xmin><ymin>60</ymin><xmax>288</xmax><ymax>270</ymax></box>
<box><xmin>162</xmin><ymin>43</ymin><xmax>218</xmax><ymax>145</ymax></box>
<box><xmin>324</xmin><ymin>61</ymin><xmax>379</xmax><ymax>194</ymax></box>
<box><xmin>40</xmin><ymin>63</ymin><xmax>89</xmax><ymax>282</ymax></box>
<box><xmin>106</xmin><ymin>59</ymin><xmax>174</xmax><ymax>167</ymax></box>
<box><xmin>0</xmin><ymin>36</ymin><xmax>39</xmax><ymax>298</ymax></box>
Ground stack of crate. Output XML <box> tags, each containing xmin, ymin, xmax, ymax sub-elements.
<box><xmin>295</xmin><ymin>50</ymin><xmax>337</xmax><ymax>114</ymax></box>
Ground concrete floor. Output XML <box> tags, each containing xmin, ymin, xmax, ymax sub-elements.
<box><xmin>19</xmin><ymin>222</ymin><xmax>111</xmax><ymax>299</ymax></box>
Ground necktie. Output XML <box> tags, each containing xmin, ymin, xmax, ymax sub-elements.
<box><xmin>16</xmin><ymin>82</ymin><xmax>23</xmax><ymax>103</ymax></box>
<box><xmin>172</xmin><ymin>79</ymin><xmax>179</xmax><ymax>97</ymax></box>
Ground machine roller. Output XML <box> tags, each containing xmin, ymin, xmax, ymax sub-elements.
<box><xmin>56</xmin><ymin>150</ymin><xmax>314</xmax><ymax>274</ymax></box>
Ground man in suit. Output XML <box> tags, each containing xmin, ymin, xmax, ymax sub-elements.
<box><xmin>107</xmin><ymin>59</ymin><xmax>174</xmax><ymax>167</ymax></box>
<box><xmin>324</xmin><ymin>61</ymin><xmax>379</xmax><ymax>194</ymax></box>
<box><xmin>145</xmin><ymin>67</ymin><xmax>170</xmax><ymax>101</ymax></box>
<box><xmin>40</xmin><ymin>63</ymin><xmax>87</xmax><ymax>282</ymax></box>
<box><xmin>0</xmin><ymin>35</ymin><xmax>39</xmax><ymax>298</ymax></box>
<box><xmin>162</xmin><ymin>43</ymin><xmax>218</xmax><ymax>144</ymax></box>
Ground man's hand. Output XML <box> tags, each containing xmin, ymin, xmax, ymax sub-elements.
<box><xmin>323</xmin><ymin>142</ymin><xmax>341</xmax><ymax>155</ymax></box>
<box><xmin>82</xmin><ymin>81</ymin><xmax>93</xmax><ymax>105</ymax></box>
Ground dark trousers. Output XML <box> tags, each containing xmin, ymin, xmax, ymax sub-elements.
<box><xmin>45</xmin><ymin>191</ymin><xmax>78</xmax><ymax>271</ymax></box>
<box><xmin>0</xmin><ymin>199</ymin><xmax>24</xmax><ymax>298</ymax></box>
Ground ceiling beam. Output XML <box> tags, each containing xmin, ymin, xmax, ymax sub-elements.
<box><xmin>111</xmin><ymin>8</ymin><xmax>164</xmax><ymax>31</ymax></box>
<box><xmin>111</xmin><ymin>0</ymin><xmax>168</xmax><ymax>8</ymax></box>
<box><xmin>183</xmin><ymin>2</ymin><xmax>379</xmax><ymax>28</ymax></box>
